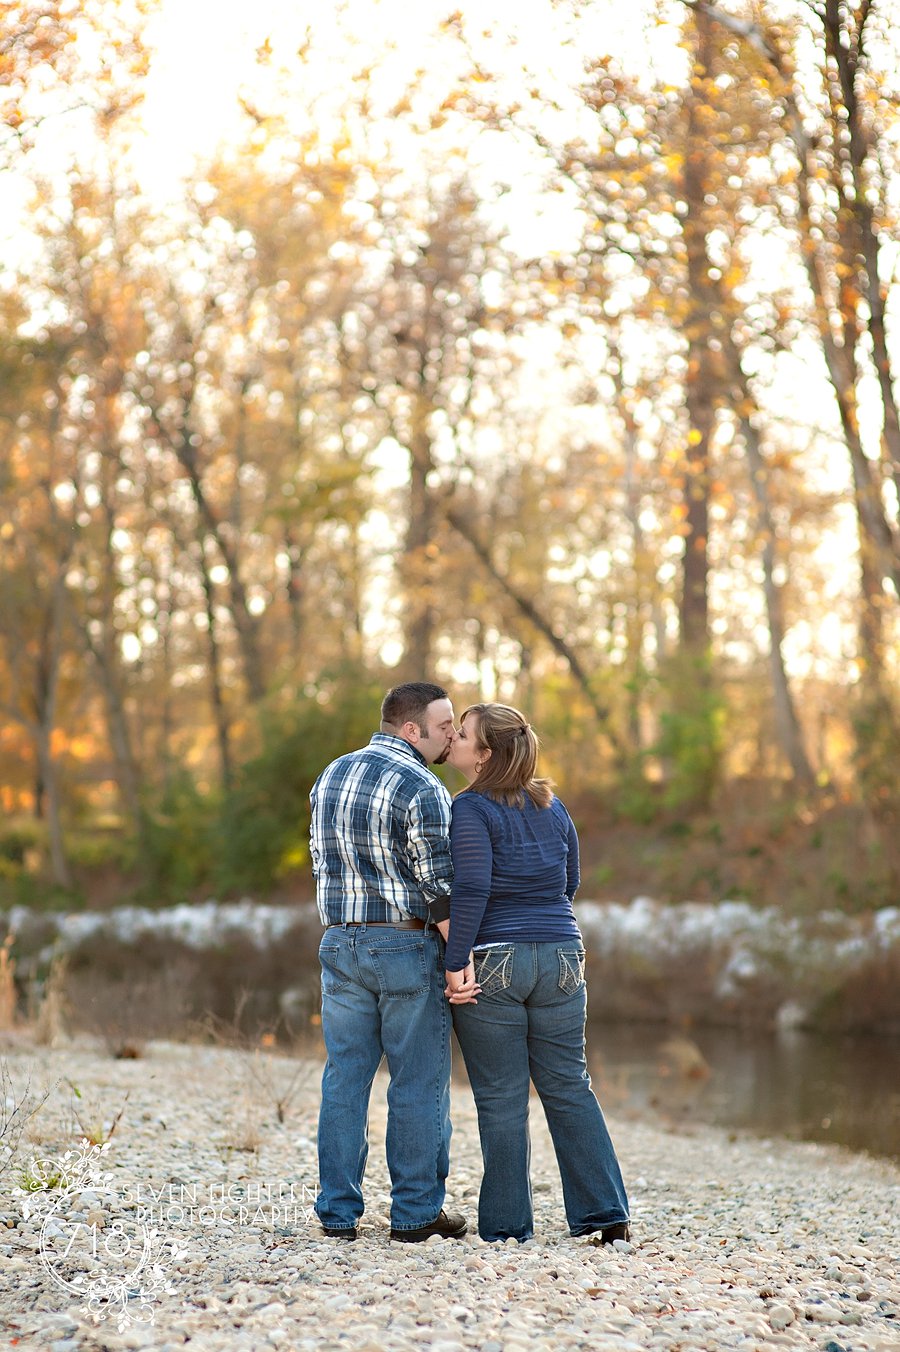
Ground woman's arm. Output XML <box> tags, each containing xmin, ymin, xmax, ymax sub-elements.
<box><xmin>444</xmin><ymin>795</ymin><xmax>493</xmax><ymax>973</ymax></box>
<box><xmin>563</xmin><ymin>802</ymin><xmax>580</xmax><ymax>901</ymax></box>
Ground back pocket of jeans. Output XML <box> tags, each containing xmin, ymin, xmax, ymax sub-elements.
<box><xmin>557</xmin><ymin>948</ymin><xmax>586</xmax><ymax>995</ymax></box>
<box><xmin>370</xmin><ymin>938</ymin><xmax>430</xmax><ymax>999</ymax></box>
<box><xmin>318</xmin><ymin>944</ymin><xmax>352</xmax><ymax>994</ymax></box>
<box><xmin>473</xmin><ymin>946</ymin><xmax>514</xmax><ymax>996</ymax></box>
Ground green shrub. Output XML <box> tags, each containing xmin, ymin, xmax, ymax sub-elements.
<box><xmin>136</xmin><ymin>771</ymin><xmax>218</xmax><ymax>902</ymax></box>
<box><xmin>614</xmin><ymin>763</ymin><xmax>662</xmax><ymax>825</ymax></box>
<box><xmin>67</xmin><ymin>829</ymin><xmax>135</xmax><ymax>872</ymax></box>
<box><xmin>853</xmin><ymin>687</ymin><xmax>900</xmax><ymax>814</ymax></box>
<box><xmin>0</xmin><ymin>819</ymin><xmax>46</xmax><ymax>866</ymax></box>
<box><xmin>653</xmin><ymin>652</ymin><xmax>725</xmax><ymax>812</ymax></box>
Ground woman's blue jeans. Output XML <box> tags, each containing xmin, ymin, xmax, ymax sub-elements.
<box><xmin>452</xmin><ymin>941</ymin><xmax>629</xmax><ymax>1242</ymax></box>
<box><xmin>315</xmin><ymin>924</ymin><xmax>451</xmax><ymax>1233</ymax></box>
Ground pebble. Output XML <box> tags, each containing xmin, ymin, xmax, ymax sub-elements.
<box><xmin>806</xmin><ymin>1302</ymin><xmax>843</xmax><ymax>1322</ymax></box>
<box><xmin>0</xmin><ymin>1038</ymin><xmax>897</xmax><ymax>1352</ymax></box>
<box><xmin>768</xmin><ymin>1303</ymin><xmax>795</xmax><ymax>1330</ymax></box>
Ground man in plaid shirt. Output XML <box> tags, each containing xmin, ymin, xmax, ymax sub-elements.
<box><xmin>310</xmin><ymin>681</ymin><xmax>470</xmax><ymax>1243</ymax></box>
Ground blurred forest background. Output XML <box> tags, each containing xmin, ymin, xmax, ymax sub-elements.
<box><xmin>2</xmin><ymin>0</ymin><xmax>900</xmax><ymax>915</ymax></box>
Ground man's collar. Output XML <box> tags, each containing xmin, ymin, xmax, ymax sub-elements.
<box><xmin>370</xmin><ymin>732</ymin><xmax>428</xmax><ymax>767</ymax></box>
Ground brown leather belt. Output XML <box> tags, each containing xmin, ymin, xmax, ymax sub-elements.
<box><xmin>328</xmin><ymin>919</ymin><xmax>427</xmax><ymax>931</ymax></box>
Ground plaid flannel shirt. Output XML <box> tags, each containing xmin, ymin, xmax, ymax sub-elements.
<box><xmin>309</xmin><ymin>733</ymin><xmax>453</xmax><ymax>926</ymax></box>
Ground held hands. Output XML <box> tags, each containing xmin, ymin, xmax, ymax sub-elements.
<box><xmin>435</xmin><ymin>922</ymin><xmax>479</xmax><ymax>1002</ymax></box>
<box><xmin>445</xmin><ymin>956</ymin><xmax>480</xmax><ymax>1005</ymax></box>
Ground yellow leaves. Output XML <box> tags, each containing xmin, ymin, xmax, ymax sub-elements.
<box><xmin>688</xmin><ymin>429</ymin><xmax>703</xmax><ymax>446</ymax></box>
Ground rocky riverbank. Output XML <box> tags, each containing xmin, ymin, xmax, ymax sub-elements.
<box><xmin>1</xmin><ymin>1035</ymin><xmax>898</xmax><ymax>1352</ymax></box>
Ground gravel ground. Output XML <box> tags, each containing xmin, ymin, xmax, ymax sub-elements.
<box><xmin>0</xmin><ymin>1035</ymin><xmax>898</xmax><ymax>1352</ymax></box>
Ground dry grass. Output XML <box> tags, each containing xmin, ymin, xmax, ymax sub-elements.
<box><xmin>31</xmin><ymin>954</ymin><xmax>69</xmax><ymax>1047</ymax></box>
<box><xmin>64</xmin><ymin>1078</ymin><xmax>130</xmax><ymax>1146</ymax></box>
<box><xmin>0</xmin><ymin>934</ymin><xmax>16</xmax><ymax>1031</ymax></box>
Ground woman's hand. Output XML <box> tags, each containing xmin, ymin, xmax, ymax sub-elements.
<box><xmin>445</xmin><ymin>958</ymin><xmax>480</xmax><ymax>1005</ymax></box>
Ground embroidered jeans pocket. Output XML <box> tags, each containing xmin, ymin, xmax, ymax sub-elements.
<box><xmin>557</xmin><ymin>948</ymin><xmax>586</xmax><ymax>995</ymax></box>
<box><xmin>473</xmin><ymin>947</ymin><xmax>514</xmax><ymax>997</ymax></box>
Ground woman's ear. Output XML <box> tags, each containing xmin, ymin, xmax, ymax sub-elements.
<box><xmin>480</xmin><ymin>746</ymin><xmax>492</xmax><ymax>762</ymax></box>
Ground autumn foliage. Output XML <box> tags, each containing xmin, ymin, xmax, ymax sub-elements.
<box><xmin>1</xmin><ymin>0</ymin><xmax>898</xmax><ymax>908</ymax></box>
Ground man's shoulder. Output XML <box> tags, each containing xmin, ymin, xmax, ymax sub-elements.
<box><xmin>313</xmin><ymin>740</ymin><xmax>442</xmax><ymax>795</ymax></box>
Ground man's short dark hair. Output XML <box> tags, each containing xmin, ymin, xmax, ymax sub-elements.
<box><xmin>381</xmin><ymin>682</ymin><xmax>449</xmax><ymax>733</ymax></box>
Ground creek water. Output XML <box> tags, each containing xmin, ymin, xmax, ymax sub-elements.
<box><xmin>577</xmin><ymin>1021</ymin><xmax>900</xmax><ymax>1163</ymax></box>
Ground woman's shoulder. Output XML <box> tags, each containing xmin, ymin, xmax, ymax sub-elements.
<box><xmin>451</xmin><ymin>790</ymin><xmax>494</xmax><ymax>818</ymax></box>
<box><xmin>548</xmin><ymin>794</ymin><xmax>575</xmax><ymax>825</ymax></box>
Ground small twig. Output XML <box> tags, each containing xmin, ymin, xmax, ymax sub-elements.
<box><xmin>0</xmin><ymin>1061</ymin><xmax>54</xmax><ymax>1179</ymax></box>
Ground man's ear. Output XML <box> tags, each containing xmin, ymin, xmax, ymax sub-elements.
<box><xmin>402</xmin><ymin>720</ymin><xmax>421</xmax><ymax>742</ymax></box>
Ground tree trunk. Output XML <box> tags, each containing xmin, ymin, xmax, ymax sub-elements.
<box><xmin>401</xmin><ymin>400</ymin><xmax>437</xmax><ymax>673</ymax></box>
<box><xmin>658</xmin><ymin>8</ymin><xmax>722</xmax><ymax>810</ymax></box>
<box><xmin>678</xmin><ymin>10</ymin><xmax>718</xmax><ymax>654</ymax></box>
<box><xmin>738</xmin><ymin>410</ymin><xmax>816</xmax><ymax>789</ymax></box>
<box><xmin>614</xmin><ymin>353</ymin><xmax>653</xmax><ymax>757</ymax></box>
<box><xmin>823</xmin><ymin>0</ymin><xmax>900</xmax><ymax>510</ymax></box>
<box><xmin>710</xmin><ymin>0</ymin><xmax>900</xmax><ymax>602</ymax></box>
<box><xmin>148</xmin><ymin>400</ymin><xmax>268</xmax><ymax>703</ymax></box>
<box><xmin>283</xmin><ymin>526</ymin><xmax>305</xmax><ymax>662</ymax></box>
<box><xmin>714</xmin><ymin>311</ymin><xmax>816</xmax><ymax>787</ymax></box>
<box><xmin>176</xmin><ymin>436</ymin><xmax>267</xmax><ymax>703</ymax></box>
<box><xmin>34</xmin><ymin>570</ymin><xmax>72</xmax><ymax>888</ymax></box>
<box><xmin>87</xmin><ymin>638</ymin><xmax>143</xmax><ymax>823</ymax></box>
<box><xmin>197</xmin><ymin>537</ymin><xmax>233</xmax><ymax>790</ymax></box>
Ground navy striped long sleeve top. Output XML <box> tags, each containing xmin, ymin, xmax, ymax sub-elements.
<box><xmin>444</xmin><ymin>789</ymin><xmax>582</xmax><ymax>972</ymax></box>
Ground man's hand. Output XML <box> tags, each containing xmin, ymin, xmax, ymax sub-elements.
<box><xmin>445</xmin><ymin>958</ymin><xmax>480</xmax><ymax>1005</ymax></box>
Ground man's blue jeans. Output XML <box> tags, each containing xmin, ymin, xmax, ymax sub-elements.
<box><xmin>314</xmin><ymin>924</ymin><xmax>451</xmax><ymax>1233</ymax></box>
<box><xmin>452</xmin><ymin>941</ymin><xmax>629</xmax><ymax>1242</ymax></box>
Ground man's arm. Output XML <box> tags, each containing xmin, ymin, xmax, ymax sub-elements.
<box><xmin>406</xmin><ymin>788</ymin><xmax>479</xmax><ymax>1001</ymax></box>
<box><xmin>405</xmin><ymin>784</ymin><xmax>453</xmax><ymax>922</ymax></box>
<box><xmin>308</xmin><ymin>776</ymin><xmax>323</xmax><ymax>880</ymax></box>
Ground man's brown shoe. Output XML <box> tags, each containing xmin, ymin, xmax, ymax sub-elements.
<box><xmin>390</xmin><ymin>1209</ymin><xmax>467</xmax><ymax>1243</ymax></box>
<box><xmin>599</xmin><ymin>1222</ymin><xmax>631</xmax><ymax>1245</ymax></box>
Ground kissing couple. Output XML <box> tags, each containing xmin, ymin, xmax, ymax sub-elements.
<box><xmin>309</xmin><ymin>681</ymin><xmax>630</xmax><ymax>1245</ymax></box>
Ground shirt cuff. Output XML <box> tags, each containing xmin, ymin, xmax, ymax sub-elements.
<box><xmin>427</xmin><ymin>895</ymin><xmax>451</xmax><ymax>924</ymax></box>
